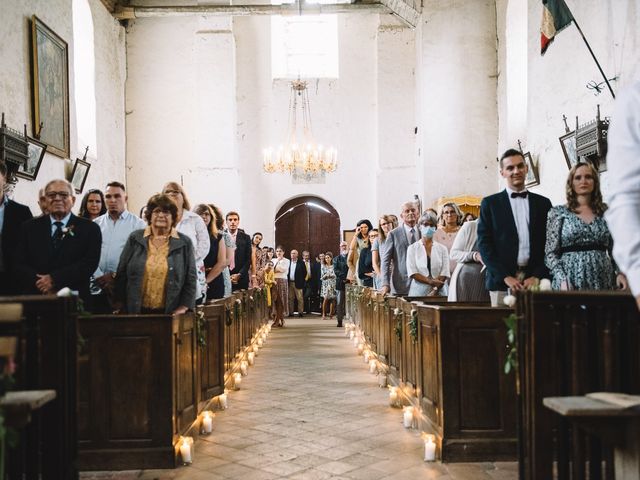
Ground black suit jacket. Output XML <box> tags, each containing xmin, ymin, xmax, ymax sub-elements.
<box><xmin>288</xmin><ymin>260</ymin><xmax>307</xmax><ymax>289</ymax></box>
<box><xmin>333</xmin><ymin>254</ymin><xmax>349</xmax><ymax>291</ymax></box>
<box><xmin>15</xmin><ymin>214</ymin><xmax>101</xmax><ymax>302</ymax></box>
<box><xmin>230</xmin><ymin>229</ymin><xmax>252</xmax><ymax>290</ymax></box>
<box><xmin>311</xmin><ymin>261</ymin><xmax>321</xmax><ymax>292</ymax></box>
<box><xmin>477</xmin><ymin>190</ymin><xmax>552</xmax><ymax>291</ymax></box>
<box><xmin>1</xmin><ymin>199</ymin><xmax>33</xmax><ymax>294</ymax></box>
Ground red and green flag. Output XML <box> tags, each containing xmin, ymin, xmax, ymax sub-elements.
<box><xmin>540</xmin><ymin>0</ymin><xmax>574</xmax><ymax>55</ymax></box>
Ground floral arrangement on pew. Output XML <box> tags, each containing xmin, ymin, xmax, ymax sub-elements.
<box><xmin>503</xmin><ymin>279</ymin><xmax>551</xmax><ymax>374</ymax></box>
<box><xmin>0</xmin><ymin>345</ymin><xmax>18</xmax><ymax>476</ymax></box>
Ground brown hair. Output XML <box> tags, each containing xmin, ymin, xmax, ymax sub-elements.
<box><xmin>193</xmin><ymin>203</ymin><xmax>219</xmax><ymax>237</ymax></box>
<box><xmin>324</xmin><ymin>251</ymin><xmax>333</xmax><ymax>265</ymax></box>
<box><xmin>145</xmin><ymin>194</ymin><xmax>179</xmax><ymax>227</ymax></box>
<box><xmin>208</xmin><ymin>204</ymin><xmax>224</xmax><ymax>231</ymax></box>
<box><xmin>162</xmin><ymin>181</ymin><xmax>191</xmax><ymax>210</ymax></box>
<box><xmin>226</xmin><ymin>210</ymin><xmax>240</xmax><ymax>220</ymax></box>
<box><xmin>439</xmin><ymin>202</ymin><xmax>464</xmax><ymax>227</ymax></box>
<box><xmin>378</xmin><ymin>214</ymin><xmax>396</xmax><ymax>242</ymax></box>
<box><xmin>566</xmin><ymin>162</ymin><xmax>607</xmax><ymax>216</ymax></box>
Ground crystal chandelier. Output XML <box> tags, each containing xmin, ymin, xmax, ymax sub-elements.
<box><xmin>262</xmin><ymin>79</ymin><xmax>337</xmax><ymax>175</ymax></box>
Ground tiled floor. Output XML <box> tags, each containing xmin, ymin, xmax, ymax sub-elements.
<box><xmin>81</xmin><ymin>317</ymin><xmax>517</xmax><ymax>480</ymax></box>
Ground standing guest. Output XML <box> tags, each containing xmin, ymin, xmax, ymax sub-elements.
<box><xmin>605</xmin><ymin>79</ymin><xmax>640</xmax><ymax>310</ymax></box>
<box><xmin>372</xmin><ymin>215</ymin><xmax>397</xmax><ymax>290</ymax></box>
<box><xmin>0</xmin><ymin>163</ymin><xmax>33</xmax><ymax>294</ymax></box>
<box><xmin>37</xmin><ymin>187</ymin><xmax>49</xmax><ymax>216</ymax></box>
<box><xmin>78</xmin><ymin>188</ymin><xmax>106</xmax><ymax>220</ymax></box>
<box><xmin>347</xmin><ymin>220</ymin><xmax>373</xmax><ymax>285</ymax></box>
<box><xmin>209</xmin><ymin>204</ymin><xmax>234</xmax><ymax>297</ymax></box>
<box><xmin>545</xmin><ymin>163</ymin><xmax>628</xmax><ymax>291</ymax></box>
<box><xmin>321</xmin><ymin>252</ymin><xmax>336</xmax><ymax>319</ymax></box>
<box><xmin>194</xmin><ymin>204</ymin><xmax>226</xmax><ymax>301</ymax></box>
<box><xmin>358</xmin><ymin>229</ymin><xmax>378</xmax><ymax>287</ymax></box>
<box><xmin>463</xmin><ymin>212</ymin><xmax>477</xmax><ymax>223</ymax></box>
<box><xmin>272</xmin><ymin>246</ymin><xmax>290</xmax><ymax>326</ymax></box>
<box><xmin>301</xmin><ymin>250</ymin><xmax>313</xmax><ymax>313</ymax></box>
<box><xmin>92</xmin><ymin>182</ymin><xmax>146</xmax><ymax>313</ymax></box>
<box><xmin>288</xmin><ymin>249</ymin><xmax>306</xmax><ymax>317</ymax></box>
<box><xmin>333</xmin><ymin>241</ymin><xmax>349</xmax><ymax>327</ymax></box>
<box><xmin>251</xmin><ymin>232</ymin><xmax>267</xmax><ymax>288</ymax></box>
<box><xmin>162</xmin><ymin>182</ymin><xmax>209</xmax><ymax>303</ymax></box>
<box><xmin>113</xmin><ymin>194</ymin><xmax>196</xmax><ymax>314</ymax></box>
<box><xmin>226</xmin><ymin>211</ymin><xmax>251</xmax><ymax>291</ymax></box>
<box><xmin>15</xmin><ymin>179</ymin><xmax>101</xmax><ymax>302</ymax></box>
<box><xmin>433</xmin><ymin>202</ymin><xmax>463</xmax><ymax>275</ymax></box>
<box><xmin>311</xmin><ymin>253</ymin><xmax>324</xmax><ymax>312</ymax></box>
<box><xmin>263</xmin><ymin>261</ymin><xmax>275</xmax><ymax>310</ymax></box>
<box><xmin>447</xmin><ymin>220</ymin><xmax>489</xmax><ymax>302</ymax></box>
<box><xmin>406</xmin><ymin>211</ymin><xmax>450</xmax><ymax>296</ymax></box>
<box><xmin>477</xmin><ymin>149</ymin><xmax>552</xmax><ymax>306</ymax></box>
<box><xmin>381</xmin><ymin>201</ymin><xmax>420</xmax><ymax>296</ymax></box>
<box><xmin>266</xmin><ymin>246</ymin><xmax>274</xmax><ymax>263</ymax></box>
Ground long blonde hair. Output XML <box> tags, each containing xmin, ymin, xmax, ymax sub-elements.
<box><xmin>162</xmin><ymin>181</ymin><xmax>191</xmax><ymax>211</ymax></box>
<box><xmin>566</xmin><ymin>162</ymin><xmax>607</xmax><ymax>216</ymax></box>
<box><xmin>378</xmin><ymin>214</ymin><xmax>397</xmax><ymax>242</ymax></box>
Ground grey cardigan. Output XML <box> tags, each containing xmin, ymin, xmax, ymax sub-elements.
<box><xmin>115</xmin><ymin>229</ymin><xmax>197</xmax><ymax>314</ymax></box>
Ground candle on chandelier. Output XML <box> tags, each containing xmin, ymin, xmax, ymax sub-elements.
<box><xmin>233</xmin><ymin>373</ymin><xmax>242</xmax><ymax>390</ymax></box>
<box><xmin>422</xmin><ymin>433</ymin><xmax>436</xmax><ymax>462</ymax></box>
<box><xmin>179</xmin><ymin>436</ymin><xmax>193</xmax><ymax>464</ymax></box>
<box><xmin>403</xmin><ymin>406</ymin><xmax>414</xmax><ymax>428</ymax></box>
<box><xmin>240</xmin><ymin>361</ymin><xmax>248</xmax><ymax>376</ymax></box>
<box><xmin>201</xmin><ymin>411</ymin><xmax>214</xmax><ymax>434</ymax></box>
<box><xmin>247</xmin><ymin>351</ymin><xmax>255</xmax><ymax>365</ymax></box>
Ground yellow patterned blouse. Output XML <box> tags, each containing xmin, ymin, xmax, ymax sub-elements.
<box><xmin>141</xmin><ymin>227</ymin><xmax>178</xmax><ymax>310</ymax></box>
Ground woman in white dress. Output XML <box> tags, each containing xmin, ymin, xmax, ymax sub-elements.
<box><xmin>406</xmin><ymin>211</ymin><xmax>450</xmax><ymax>297</ymax></box>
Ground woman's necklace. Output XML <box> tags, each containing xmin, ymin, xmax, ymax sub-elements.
<box><xmin>442</xmin><ymin>225</ymin><xmax>459</xmax><ymax>234</ymax></box>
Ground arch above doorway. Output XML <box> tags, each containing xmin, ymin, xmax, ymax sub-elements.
<box><xmin>274</xmin><ymin>195</ymin><xmax>340</xmax><ymax>258</ymax></box>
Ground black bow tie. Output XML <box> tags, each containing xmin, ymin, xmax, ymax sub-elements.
<box><xmin>511</xmin><ymin>191</ymin><xmax>528</xmax><ymax>199</ymax></box>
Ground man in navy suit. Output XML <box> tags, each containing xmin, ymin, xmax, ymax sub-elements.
<box><xmin>15</xmin><ymin>179</ymin><xmax>101</xmax><ymax>303</ymax></box>
<box><xmin>226</xmin><ymin>211</ymin><xmax>252</xmax><ymax>291</ymax></box>
<box><xmin>477</xmin><ymin>149</ymin><xmax>552</xmax><ymax>306</ymax></box>
<box><xmin>0</xmin><ymin>163</ymin><xmax>33</xmax><ymax>295</ymax></box>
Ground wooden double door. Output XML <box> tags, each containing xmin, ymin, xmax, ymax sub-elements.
<box><xmin>274</xmin><ymin>196</ymin><xmax>340</xmax><ymax>258</ymax></box>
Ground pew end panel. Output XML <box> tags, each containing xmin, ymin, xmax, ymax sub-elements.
<box><xmin>198</xmin><ymin>304</ymin><xmax>225</xmax><ymax>406</ymax></box>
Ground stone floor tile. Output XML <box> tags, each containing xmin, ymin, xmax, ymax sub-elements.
<box><xmin>314</xmin><ymin>460</ymin><xmax>359</xmax><ymax>475</ymax></box>
<box><xmin>287</xmin><ymin>468</ymin><xmax>334</xmax><ymax>480</ymax></box>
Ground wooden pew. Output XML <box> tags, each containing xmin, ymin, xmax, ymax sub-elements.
<box><xmin>516</xmin><ymin>291</ymin><xmax>640</xmax><ymax>480</ymax></box>
<box><xmin>0</xmin><ymin>295</ymin><xmax>79</xmax><ymax>479</ymax></box>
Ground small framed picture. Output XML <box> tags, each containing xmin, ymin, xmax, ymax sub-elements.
<box><xmin>16</xmin><ymin>137</ymin><xmax>47</xmax><ymax>181</ymax></box>
<box><xmin>559</xmin><ymin>131</ymin><xmax>578</xmax><ymax>169</ymax></box>
<box><xmin>523</xmin><ymin>152</ymin><xmax>540</xmax><ymax>187</ymax></box>
<box><xmin>70</xmin><ymin>158</ymin><xmax>91</xmax><ymax>193</ymax></box>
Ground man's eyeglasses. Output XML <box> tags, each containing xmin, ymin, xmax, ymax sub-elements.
<box><xmin>45</xmin><ymin>191</ymin><xmax>70</xmax><ymax>200</ymax></box>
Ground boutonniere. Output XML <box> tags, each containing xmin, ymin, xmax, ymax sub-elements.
<box><xmin>61</xmin><ymin>225</ymin><xmax>75</xmax><ymax>239</ymax></box>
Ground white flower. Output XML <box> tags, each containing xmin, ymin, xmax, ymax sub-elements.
<box><xmin>503</xmin><ymin>295</ymin><xmax>517</xmax><ymax>307</ymax></box>
<box><xmin>56</xmin><ymin>287</ymin><xmax>78</xmax><ymax>297</ymax></box>
<box><xmin>235</xmin><ymin>298</ymin><xmax>242</xmax><ymax>305</ymax></box>
<box><xmin>249</xmin><ymin>296</ymin><xmax>254</xmax><ymax>301</ymax></box>
<box><xmin>539</xmin><ymin>278</ymin><xmax>552</xmax><ymax>291</ymax></box>
<box><xmin>393</xmin><ymin>308</ymin><xmax>400</xmax><ymax>315</ymax></box>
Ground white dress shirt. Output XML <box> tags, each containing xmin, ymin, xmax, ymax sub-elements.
<box><xmin>273</xmin><ymin>257</ymin><xmax>290</xmax><ymax>279</ymax></box>
<box><xmin>606</xmin><ymin>80</ymin><xmax>640</xmax><ymax>296</ymax></box>
<box><xmin>177</xmin><ymin>209</ymin><xmax>210</xmax><ymax>262</ymax></box>
<box><xmin>403</xmin><ymin>223</ymin><xmax>418</xmax><ymax>245</ymax></box>
<box><xmin>94</xmin><ymin>210</ymin><xmax>146</xmax><ymax>276</ymax></box>
<box><xmin>50</xmin><ymin>212</ymin><xmax>72</xmax><ymax>235</ymax></box>
<box><xmin>505</xmin><ymin>187</ymin><xmax>530</xmax><ymax>266</ymax></box>
<box><xmin>289</xmin><ymin>260</ymin><xmax>298</xmax><ymax>281</ymax></box>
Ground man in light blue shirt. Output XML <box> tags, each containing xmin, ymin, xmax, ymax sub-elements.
<box><xmin>92</xmin><ymin>181</ymin><xmax>146</xmax><ymax>312</ymax></box>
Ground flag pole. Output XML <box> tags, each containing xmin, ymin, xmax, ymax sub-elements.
<box><xmin>570</xmin><ymin>16</ymin><xmax>616</xmax><ymax>99</ymax></box>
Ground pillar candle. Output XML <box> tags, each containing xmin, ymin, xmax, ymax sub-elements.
<box><xmin>240</xmin><ymin>361</ymin><xmax>248</xmax><ymax>376</ymax></box>
<box><xmin>179</xmin><ymin>436</ymin><xmax>193</xmax><ymax>464</ymax></box>
<box><xmin>253</xmin><ymin>344</ymin><xmax>259</xmax><ymax>355</ymax></box>
<box><xmin>357</xmin><ymin>343</ymin><xmax>364</xmax><ymax>355</ymax></box>
<box><xmin>248</xmin><ymin>352</ymin><xmax>255</xmax><ymax>365</ymax></box>
<box><xmin>423</xmin><ymin>434</ymin><xmax>436</xmax><ymax>461</ymax></box>
<box><xmin>218</xmin><ymin>392</ymin><xmax>228</xmax><ymax>409</ymax></box>
<box><xmin>257</xmin><ymin>338</ymin><xmax>263</xmax><ymax>347</ymax></box>
<box><xmin>389</xmin><ymin>387</ymin><xmax>398</xmax><ymax>407</ymax></box>
<box><xmin>369</xmin><ymin>359</ymin><xmax>377</xmax><ymax>374</ymax></box>
<box><xmin>352</xmin><ymin>336</ymin><xmax>358</xmax><ymax>346</ymax></box>
<box><xmin>201</xmin><ymin>411</ymin><xmax>213</xmax><ymax>434</ymax></box>
<box><xmin>378</xmin><ymin>373</ymin><xmax>387</xmax><ymax>388</ymax></box>
<box><xmin>403</xmin><ymin>406</ymin><xmax>414</xmax><ymax>428</ymax></box>
<box><xmin>364</xmin><ymin>351</ymin><xmax>370</xmax><ymax>363</ymax></box>
<box><xmin>234</xmin><ymin>372</ymin><xmax>242</xmax><ymax>390</ymax></box>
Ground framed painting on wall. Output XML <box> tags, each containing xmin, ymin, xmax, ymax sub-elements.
<box><xmin>70</xmin><ymin>159</ymin><xmax>91</xmax><ymax>193</ymax></box>
<box><xmin>524</xmin><ymin>152</ymin><xmax>540</xmax><ymax>188</ymax></box>
<box><xmin>31</xmin><ymin>15</ymin><xmax>69</xmax><ymax>158</ymax></box>
<box><xmin>16</xmin><ymin>137</ymin><xmax>47</xmax><ymax>181</ymax></box>
<box><xmin>559</xmin><ymin>131</ymin><xmax>578</xmax><ymax>169</ymax></box>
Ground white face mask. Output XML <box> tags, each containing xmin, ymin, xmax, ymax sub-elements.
<box><xmin>420</xmin><ymin>225</ymin><xmax>436</xmax><ymax>239</ymax></box>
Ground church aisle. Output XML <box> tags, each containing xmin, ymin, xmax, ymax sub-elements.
<box><xmin>83</xmin><ymin>317</ymin><xmax>517</xmax><ymax>480</ymax></box>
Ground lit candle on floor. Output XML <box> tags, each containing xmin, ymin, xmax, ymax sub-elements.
<box><xmin>364</xmin><ymin>350</ymin><xmax>370</xmax><ymax>363</ymax></box>
<box><xmin>369</xmin><ymin>359</ymin><xmax>377</xmax><ymax>374</ymax></box>
<box><xmin>240</xmin><ymin>361</ymin><xmax>248</xmax><ymax>376</ymax></box>
<box><xmin>403</xmin><ymin>406</ymin><xmax>414</xmax><ymax>428</ymax></box>
<box><xmin>248</xmin><ymin>352</ymin><xmax>255</xmax><ymax>365</ymax></box>
<box><xmin>218</xmin><ymin>391</ymin><xmax>228</xmax><ymax>409</ymax></box>
<box><xmin>253</xmin><ymin>344</ymin><xmax>259</xmax><ymax>355</ymax></box>
<box><xmin>352</xmin><ymin>336</ymin><xmax>358</xmax><ymax>347</ymax></box>
<box><xmin>357</xmin><ymin>343</ymin><xmax>364</xmax><ymax>355</ymax></box>
<box><xmin>201</xmin><ymin>411</ymin><xmax>213</xmax><ymax>434</ymax></box>
<box><xmin>234</xmin><ymin>372</ymin><xmax>242</xmax><ymax>390</ymax></box>
<box><xmin>257</xmin><ymin>337</ymin><xmax>263</xmax><ymax>347</ymax></box>
<box><xmin>378</xmin><ymin>373</ymin><xmax>387</xmax><ymax>388</ymax></box>
<box><xmin>422</xmin><ymin>433</ymin><xmax>436</xmax><ymax>461</ymax></box>
<box><xmin>389</xmin><ymin>386</ymin><xmax>399</xmax><ymax>407</ymax></box>
<box><xmin>179</xmin><ymin>436</ymin><xmax>193</xmax><ymax>464</ymax></box>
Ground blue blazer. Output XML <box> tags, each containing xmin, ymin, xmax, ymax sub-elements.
<box><xmin>477</xmin><ymin>190</ymin><xmax>552</xmax><ymax>291</ymax></box>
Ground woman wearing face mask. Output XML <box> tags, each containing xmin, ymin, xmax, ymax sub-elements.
<box><xmin>406</xmin><ymin>211</ymin><xmax>450</xmax><ymax>296</ymax></box>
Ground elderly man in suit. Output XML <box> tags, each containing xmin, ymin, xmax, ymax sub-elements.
<box><xmin>0</xmin><ymin>163</ymin><xmax>33</xmax><ymax>295</ymax></box>
<box><xmin>15</xmin><ymin>179</ymin><xmax>101</xmax><ymax>302</ymax></box>
<box><xmin>226</xmin><ymin>211</ymin><xmax>252</xmax><ymax>291</ymax></box>
<box><xmin>477</xmin><ymin>148</ymin><xmax>552</xmax><ymax>306</ymax></box>
<box><xmin>380</xmin><ymin>200</ymin><xmax>420</xmax><ymax>296</ymax></box>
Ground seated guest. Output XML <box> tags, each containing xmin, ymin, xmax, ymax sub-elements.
<box><xmin>0</xmin><ymin>163</ymin><xmax>33</xmax><ymax>295</ymax></box>
<box><xmin>92</xmin><ymin>182</ymin><xmax>146</xmax><ymax>312</ymax></box>
<box><xmin>545</xmin><ymin>162</ymin><xmax>628</xmax><ymax>291</ymax></box>
<box><xmin>447</xmin><ymin>220</ymin><xmax>489</xmax><ymax>302</ymax></box>
<box><xmin>15</xmin><ymin>179</ymin><xmax>101</xmax><ymax>302</ymax></box>
<box><xmin>194</xmin><ymin>204</ymin><xmax>226</xmax><ymax>301</ymax></box>
<box><xmin>406</xmin><ymin>211</ymin><xmax>450</xmax><ymax>296</ymax></box>
<box><xmin>114</xmin><ymin>194</ymin><xmax>196</xmax><ymax>314</ymax></box>
<box><xmin>358</xmin><ymin>229</ymin><xmax>378</xmax><ymax>287</ymax></box>
<box><xmin>78</xmin><ymin>188</ymin><xmax>106</xmax><ymax>220</ymax></box>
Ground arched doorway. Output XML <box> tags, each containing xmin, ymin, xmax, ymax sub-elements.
<box><xmin>274</xmin><ymin>196</ymin><xmax>340</xmax><ymax>257</ymax></box>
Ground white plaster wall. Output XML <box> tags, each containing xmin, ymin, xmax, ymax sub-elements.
<box><xmin>521</xmin><ymin>0</ymin><xmax>640</xmax><ymax>205</ymax></box>
<box><xmin>417</xmin><ymin>0</ymin><xmax>499</xmax><ymax>208</ymax></box>
<box><xmin>0</xmin><ymin>0</ymin><xmax>126</xmax><ymax>211</ymax></box>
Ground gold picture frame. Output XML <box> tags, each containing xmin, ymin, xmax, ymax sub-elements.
<box><xmin>31</xmin><ymin>15</ymin><xmax>69</xmax><ymax>158</ymax></box>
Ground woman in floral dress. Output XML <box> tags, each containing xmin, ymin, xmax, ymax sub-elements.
<box><xmin>321</xmin><ymin>252</ymin><xmax>336</xmax><ymax>319</ymax></box>
<box><xmin>545</xmin><ymin>162</ymin><xmax>628</xmax><ymax>291</ymax></box>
